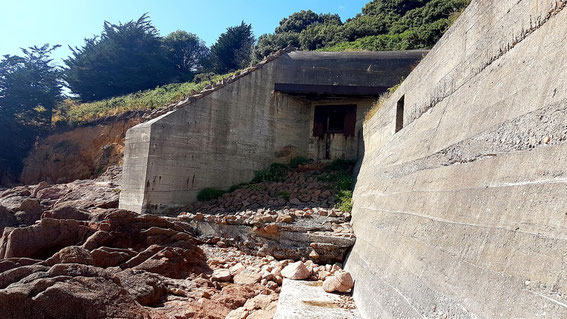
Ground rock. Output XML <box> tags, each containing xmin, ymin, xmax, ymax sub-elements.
<box><xmin>309</xmin><ymin>250</ymin><xmax>320</xmax><ymax>259</ymax></box>
<box><xmin>233</xmin><ymin>268</ymin><xmax>262</xmax><ymax>285</ymax></box>
<box><xmin>276</xmin><ymin>214</ymin><xmax>293</xmax><ymax>223</ymax></box>
<box><xmin>0</xmin><ymin>264</ymin><xmax>49</xmax><ymax>289</ymax></box>
<box><xmin>322</xmin><ymin>271</ymin><xmax>354</xmax><ymax>292</ymax></box>
<box><xmin>36</xmin><ymin>185</ymin><xmax>64</xmax><ymax>200</ymax></box>
<box><xmin>46</xmin><ymin>246</ymin><xmax>93</xmax><ymax>266</ymax></box>
<box><xmin>114</xmin><ymin>269</ymin><xmax>169</xmax><ymax>306</ymax></box>
<box><xmin>243</xmin><ymin>293</ymin><xmax>278</xmax><ymax>311</ymax></box>
<box><xmin>0</xmin><ymin>205</ymin><xmax>17</xmax><ymax>233</ymax></box>
<box><xmin>0</xmin><ymin>218</ymin><xmax>95</xmax><ymax>259</ymax></box>
<box><xmin>43</xmin><ymin>205</ymin><xmax>91</xmax><ymax>221</ymax></box>
<box><xmin>18</xmin><ymin>198</ymin><xmax>42</xmax><ymax>217</ymax></box>
<box><xmin>320</xmin><ymin>190</ymin><xmax>332</xmax><ymax>199</ymax></box>
<box><xmin>212</xmin><ymin>269</ymin><xmax>232</xmax><ymax>282</ymax></box>
<box><xmin>82</xmin><ymin>230</ymin><xmax>113</xmax><ymax>250</ymax></box>
<box><xmin>91</xmin><ymin>246</ymin><xmax>137</xmax><ymax>268</ymax></box>
<box><xmin>0</xmin><ymin>257</ymin><xmax>41</xmax><ymax>272</ymax></box>
<box><xmin>254</xmin><ymin>223</ymin><xmax>279</xmax><ymax>236</ymax></box>
<box><xmin>230</xmin><ymin>263</ymin><xmax>245</xmax><ymax>275</ymax></box>
<box><xmin>1</xmin><ymin>198</ymin><xmax>43</xmax><ymax>225</ymax></box>
<box><xmin>133</xmin><ymin>246</ymin><xmax>204</xmax><ymax>279</ymax></box>
<box><xmin>31</xmin><ymin>181</ymin><xmax>50</xmax><ymax>198</ymax></box>
<box><xmin>289</xmin><ymin>198</ymin><xmax>302</xmax><ymax>205</ymax></box>
<box><xmin>226</xmin><ymin>307</ymin><xmax>249</xmax><ymax>319</ymax></box>
<box><xmin>0</xmin><ymin>264</ymin><xmax>150</xmax><ymax>318</ymax></box>
<box><xmin>318</xmin><ymin>270</ymin><xmax>331</xmax><ymax>281</ymax></box>
<box><xmin>120</xmin><ymin>245</ymin><xmax>163</xmax><ymax>269</ymax></box>
<box><xmin>281</xmin><ymin>261</ymin><xmax>311</xmax><ymax>280</ymax></box>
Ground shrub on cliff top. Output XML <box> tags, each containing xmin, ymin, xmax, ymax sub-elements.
<box><xmin>53</xmin><ymin>71</ymin><xmax>239</xmax><ymax>125</ymax></box>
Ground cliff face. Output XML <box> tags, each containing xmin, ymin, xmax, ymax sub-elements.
<box><xmin>20</xmin><ymin>117</ymin><xmax>142</xmax><ymax>184</ymax></box>
<box><xmin>348</xmin><ymin>0</ymin><xmax>567</xmax><ymax>318</ymax></box>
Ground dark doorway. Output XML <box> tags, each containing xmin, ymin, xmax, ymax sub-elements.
<box><xmin>313</xmin><ymin>105</ymin><xmax>357</xmax><ymax>137</ymax></box>
<box><xmin>313</xmin><ymin>105</ymin><xmax>357</xmax><ymax>160</ymax></box>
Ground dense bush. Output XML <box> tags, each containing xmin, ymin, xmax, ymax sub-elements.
<box><xmin>253</xmin><ymin>0</ymin><xmax>470</xmax><ymax>59</ymax></box>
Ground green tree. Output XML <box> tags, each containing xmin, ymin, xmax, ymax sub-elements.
<box><xmin>0</xmin><ymin>44</ymin><xmax>61</xmax><ymax>185</ymax></box>
<box><xmin>207</xmin><ymin>22</ymin><xmax>254</xmax><ymax>74</ymax></box>
<box><xmin>162</xmin><ymin>30</ymin><xmax>209</xmax><ymax>81</ymax></box>
<box><xmin>64</xmin><ymin>14</ymin><xmax>177</xmax><ymax>102</ymax></box>
<box><xmin>0</xmin><ymin>44</ymin><xmax>62</xmax><ymax>125</ymax></box>
<box><xmin>275</xmin><ymin>10</ymin><xmax>341</xmax><ymax>34</ymax></box>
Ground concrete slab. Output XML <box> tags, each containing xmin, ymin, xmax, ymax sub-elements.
<box><xmin>274</xmin><ymin>279</ymin><xmax>360</xmax><ymax>319</ymax></box>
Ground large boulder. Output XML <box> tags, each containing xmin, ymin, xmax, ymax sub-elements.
<box><xmin>281</xmin><ymin>261</ymin><xmax>311</xmax><ymax>280</ymax></box>
<box><xmin>322</xmin><ymin>271</ymin><xmax>354</xmax><ymax>293</ymax></box>
<box><xmin>114</xmin><ymin>269</ymin><xmax>169</xmax><ymax>306</ymax></box>
<box><xmin>212</xmin><ymin>269</ymin><xmax>232</xmax><ymax>282</ymax></box>
<box><xmin>45</xmin><ymin>246</ymin><xmax>93</xmax><ymax>266</ymax></box>
<box><xmin>43</xmin><ymin>205</ymin><xmax>91</xmax><ymax>221</ymax></box>
<box><xmin>133</xmin><ymin>246</ymin><xmax>203</xmax><ymax>279</ymax></box>
<box><xmin>0</xmin><ymin>264</ymin><xmax>151</xmax><ymax>319</ymax></box>
<box><xmin>91</xmin><ymin>246</ymin><xmax>137</xmax><ymax>268</ymax></box>
<box><xmin>0</xmin><ymin>218</ymin><xmax>94</xmax><ymax>259</ymax></box>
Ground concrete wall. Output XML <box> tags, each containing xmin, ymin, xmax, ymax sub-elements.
<box><xmin>120</xmin><ymin>51</ymin><xmax>426</xmax><ymax>213</ymax></box>
<box><xmin>347</xmin><ymin>0</ymin><xmax>567</xmax><ymax>318</ymax></box>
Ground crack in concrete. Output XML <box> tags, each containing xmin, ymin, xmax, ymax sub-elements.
<box><xmin>381</xmin><ymin>99</ymin><xmax>567</xmax><ymax>179</ymax></box>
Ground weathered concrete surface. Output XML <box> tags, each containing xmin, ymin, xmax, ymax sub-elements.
<box><xmin>120</xmin><ymin>51</ymin><xmax>426</xmax><ymax>213</ymax></box>
<box><xmin>274</xmin><ymin>279</ymin><xmax>360</xmax><ymax>319</ymax></box>
<box><xmin>347</xmin><ymin>0</ymin><xmax>567</xmax><ymax>318</ymax></box>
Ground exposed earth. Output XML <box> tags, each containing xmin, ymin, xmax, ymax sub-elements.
<box><xmin>0</xmin><ymin>163</ymin><xmax>358</xmax><ymax>318</ymax></box>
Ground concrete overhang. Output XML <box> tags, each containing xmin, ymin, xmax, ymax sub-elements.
<box><xmin>274</xmin><ymin>83</ymin><xmax>388</xmax><ymax>99</ymax></box>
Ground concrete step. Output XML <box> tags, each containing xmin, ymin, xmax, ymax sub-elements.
<box><xmin>274</xmin><ymin>279</ymin><xmax>360</xmax><ymax>319</ymax></box>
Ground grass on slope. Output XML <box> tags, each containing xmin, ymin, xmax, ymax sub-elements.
<box><xmin>54</xmin><ymin>72</ymin><xmax>239</xmax><ymax>125</ymax></box>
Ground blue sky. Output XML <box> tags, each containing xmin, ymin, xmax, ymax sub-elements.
<box><xmin>0</xmin><ymin>0</ymin><xmax>368</xmax><ymax>66</ymax></box>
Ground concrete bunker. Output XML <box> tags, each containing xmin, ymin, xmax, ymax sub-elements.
<box><xmin>119</xmin><ymin>50</ymin><xmax>427</xmax><ymax>213</ymax></box>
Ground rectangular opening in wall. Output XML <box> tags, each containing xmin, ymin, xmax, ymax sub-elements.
<box><xmin>313</xmin><ymin>105</ymin><xmax>357</xmax><ymax>137</ymax></box>
<box><xmin>395</xmin><ymin>95</ymin><xmax>405</xmax><ymax>133</ymax></box>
